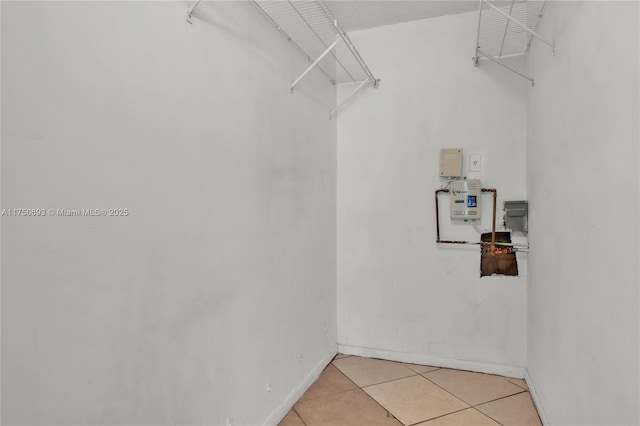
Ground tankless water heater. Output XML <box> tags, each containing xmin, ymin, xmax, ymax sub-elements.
<box><xmin>450</xmin><ymin>179</ymin><xmax>481</xmax><ymax>220</ymax></box>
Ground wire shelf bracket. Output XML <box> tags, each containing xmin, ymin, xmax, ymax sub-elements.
<box><xmin>186</xmin><ymin>0</ymin><xmax>202</xmax><ymax>24</ymax></box>
<box><xmin>477</xmin><ymin>49</ymin><xmax>534</xmax><ymax>84</ymax></box>
<box><xmin>185</xmin><ymin>1</ymin><xmax>379</xmax><ymax>117</ymax></box>
<box><xmin>473</xmin><ymin>0</ymin><xmax>553</xmax><ymax>85</ymax></box>
<box><xmin>291</xmin><ymin>38</ymin><xmax>340</xmax><ymax>92</ymax></box>
<box><xmin>250</xmin><ymin>0</ymin><xmax>379</xmax><ymax>116</ymax></box>
<box><xmin>330</xmin><ymin>79</ymin><xmax>372</xmax><ymax>119</ymax></box>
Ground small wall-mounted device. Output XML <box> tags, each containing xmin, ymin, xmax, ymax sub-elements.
<box><xmin>450</xmin><ymin>179</ymin><xmax>481</xmax><ymax>219</ymax></box>
<box><xmin>440</xmin><ymin>148</ymin><xmax>463</xmax><ymax>177</ymax></box>
<box><xmin>504</xmin><ymin>200</ymin><xmax>528</xmax><ymax>234</ymax></box>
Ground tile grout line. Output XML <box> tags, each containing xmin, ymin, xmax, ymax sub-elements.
<box><xmin>407</xmin><ymin>367</ymin><xmax>442</xmax><ymax>375</ymax></box>
<box><xmin>473</xmin><ymin>389</ymin><xmax>528</xmax><ymax>408</ymax></box>
<box><xmin>296</xmin><ymin>365</ymin><xmax>361</xmax><ymax>404</ymax></box>
<box><xmin>329</xmin><ymin>355</ymin><xmax>444</xmax><ymax>388</ymax></box>
<box><xmin>419</xmin><ymin>373</ymin><xmax>475</xmax><ymax>407</ymax></box>
<box><xmin>505</xmin><ymin>378</ymin><xmax>529</xmax><ymax>390</ymax></box>
<box><xmin>357</xmin><ymin>383</ymin><xmax>404</xmax><ymax>425</ymax></box>
<box><xmin>416</xmin><ymin>374</ymin><xmax>528</xmax><ymax>424</ymax></box>
<box><xmin>361</xmin><ymin>372</ymin><xmax>470</xmax><ymax>426</ymax></box>
<box><xmin>405</xmin><ymin>406</ymin><xmax>474</xmax><ymax>426</ymax></box>
<box><xmin>333</xmin><ymin>354</ymin><xmax>354</xmax><ymax>360</ymax></box>
<box><xmin>469</xmin><ymin>406</ymin><xmax>506</xmax><ymax>426</ymax></box>
<box><xmin>297</xmin><ymin>386</ymin><xmax>360</xmax><ymax>404</ymax></box>
<box><xmin>331</xmin><ymin>362</ymin><xmax>467</xmax><ymax>425</ymax></box>
<box><xmin>292</xmin><ymin>406</ymin><xmax>308</xmax><ymax>426</ymax></box>
<box><xmin>346</xmin><ymin>367</ymin><xmax>407</xmax><ymax>425</ymax></box>
<box><xmin>472</xmin><ymin>391</ymin><xmax>534</xmax><ymax>426</ymax></box>
<box><xmin>470</xmin><ymin>405</ymin><xmax>506</xmax><ymax>426</ymax></box>
<box><xmin>328</xmin><ymin>361</ymin><xmax>364</xmax><ymax>387</ymax></box>
<box><xmin>352</xmin><ymin>368</ymin><xmax>442</xmax><ymax>390</ymax></box>
<box><xmin>474</xmin><ymin>390</ymin><xmax>543</xmax><ymax>425</ymax></box>
<box><xmin>358</xmin><ymin>371</ymin><xmax>420</xmax><ymax>388</ymax></box>
<box><xmin>331</xmin><ymin>360</ymin><xmax>437</xmax><ymax>425</ymax></box>
<box><xmin>419</xmin><ymin>371</ymin><xmax>528</xmax><ymax>407</ymax></box>
<box><xmin>333</xmin><ymin>359</ymin><xmax>535</xmax><ymax>425</ymax></box>
<box><xmin>293</xmin><ymin>356</ymin><xmax>536</xmax><ymax>426</ymax></box>
<box><xmin>498</xmin><ymin>376</ymin><xmax>528</xmax><ymax>391</ymax></box>
<box><xmin>293</xmin><ymin>357</ymin><xmax>535</xmax><ymax>426</ymax></box>
<box><xmin>404</xmin><ymin>406</ymin><xmax>507</xmax><ymax>426</ymax></box>
<box><xmin>297</xmin><ymin>385</ymin><xmax>403</xmax><ymax>425</ymax></box>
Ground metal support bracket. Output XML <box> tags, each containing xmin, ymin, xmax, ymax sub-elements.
<box><xmin>483</xmin><ymin>0</ymin><xmax>555</xmax><ymax>54</ymax></box>
<box><xmin>476</xmin><ymin>52</ymin><xmax>527</xmax><ymax>62</ymax></box>
<box><xmin>474</xmin><ymin>0</ymin><xmax>550</xmax><ymax>85</ymax></box>
<box><xmin>329</xmin><ymin>79</ymin><xmax>379</xmax><ymax>119</ymax></box>
<box><xmin>332</xmin><ymin>20</ymin><xmax>378</xmax><ymax>86</ymax></box>
<box><xmin>245</xmin><ymin>0</ymin><xmax>379</xmax><ymax>115</ymax></box>
<box><xmin>476</xmin><ymin>49</ymin><xmax>534</xmax><ymax>86</ymax></box>
<box><xmin>250</xmin><ymin>0</ymin><xmax>336</xmax><ymax>86</ymax></box>
<box><xmin>187</xmin><ymin>0</ymin><xmax>202</xmax><ymax>24</ymax></box>
<box><xmin>291</xmin><ymin>38</ymin><xmax>340</xmax><ymax>93</ymax></box>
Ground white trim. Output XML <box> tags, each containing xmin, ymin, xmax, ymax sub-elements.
<box><xmin>524</xmin><ymin>369</ymin><xmax>549</xmax><ymax>425</ymax></box>
<box><xmin>263</xmin><ymin>350</ymin><xmax>336</xmax><ymax>426</ymax></box>
<box><xmin>338</xmin><ymin>344</ymin><xmax>526</xmax><ymax>379</ymax></box>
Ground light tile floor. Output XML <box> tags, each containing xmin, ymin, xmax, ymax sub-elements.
<box><xmin>279</xmin><ymin>355</ymin><xmax>541</xmax><ymax>426</ymax></box>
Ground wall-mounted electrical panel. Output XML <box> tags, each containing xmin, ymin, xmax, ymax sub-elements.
<box><xmin>440</xmin><ymin>149</ymin><xmax>463</xmax><ymax>177</ymax></box>
<box><xmin>504</xmin><ymin>200</ymin><xmax>528</xmax><ymax>234</ymax></box>
<box><xmin>450</xmin><ymin>179</ymin><xmax>481</xmax><ymax>219</ymax></box>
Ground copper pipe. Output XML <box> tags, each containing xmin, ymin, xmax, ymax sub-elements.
<box><xmin>439</xmin><ymin>240</ymin><xmax>478</xmax><ymax>245</ymax></box>
<box><xmin>481</xmin><ymin>189</ymin><xmax>497</xmax><ymax>254</ymax></box>
<box><xmin>435</xmin><ymin>189</ymin><xmax>449</xmax><ymax>242</ymax></box>
<box><xmin>435</xmin><ymin>187</ymin><xmax>498</xmax><ymax>254</ymax></box>
<box><xmin>438</xmin><ymin>240</ymin><xmax>526</xmax><ymax>254</ymax></box>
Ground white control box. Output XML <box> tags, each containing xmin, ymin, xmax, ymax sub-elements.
<box><xmin>450</xmin><ymin>179</ymin><xmax>481</xmax><ymax>220</ymax></box>
<box><xmin>439</xmin><ymin>148</ymin><xmax>463</xmax><ymax>177</ymax></box>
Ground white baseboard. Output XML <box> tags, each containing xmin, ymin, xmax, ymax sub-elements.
<box><xmin>524</xmin><ymin>369</ymin><xmax>549</xmax><ymax>425</ymax></box>
<box><xmin>338</xmin><ymin>344</ymin><xmax>526</xmax><ymax>379</ymax></box>
<box><xmin>263</xmin><ymin>350</ymin><xmax>336</xmax><ymax>426</ymax></box>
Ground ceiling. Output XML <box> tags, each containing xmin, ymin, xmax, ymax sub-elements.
<box><xmin>324</xmin><ymin>1</ymin><xmax>480</xmax><ymax>32</ymax></box>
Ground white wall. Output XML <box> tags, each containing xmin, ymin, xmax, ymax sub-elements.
<box><xmin>526</xmin><ymin>1</ymin><xmax>639</xmax><ymax>424</ymax></box>
<box><xmin>1</xmin><ymin>2</ymin><xmax>336</xmax><ymax>425</ymax></box>
<box><xmin>337</xmin><ymin>11</ymin><xmax>529</xmax><ymax>370</ymax></box>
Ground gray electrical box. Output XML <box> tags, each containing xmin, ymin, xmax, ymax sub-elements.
<box><xmin>504</xmin><ymin>201</ymin><xmax>528</xmax><ymax>234</ymax></box>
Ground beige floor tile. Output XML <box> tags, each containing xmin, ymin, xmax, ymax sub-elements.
<box><xmin>334</xmin><ymin>353</ymin><xmax>352</xmax><ymax>359</ymax></box>
<box><xmin>332</xmin><ymin>356</ymin><xmax>415</xmax><ymax>387</ymax></box>
<box><xmin>295</xmin><ymin>388</ymin><xmax>402</xmax><ymax>426</ymax></box>
<box><xmin>423</xmin><ymin>368</ymin><xmax>525</xmax><ymax>406</ymax></box>
<box><xmin>299</xmin><ymin>364</ymin><xmax>358</xmax><ymax>402</ymax></box>
<box><xmin>416</xmin><ymin>408</ymin><xmax>501</xmax><ymax>425</ymax></box>
<box><xmin>278</xmin><ymin>409</ymin><xmax>305</xmax><ymax>426</ymax></box>
<box><xmin>506</xmin><ymin>377</ymin><xmax>528</xmax><ymax>390</ymax></box>
<box><xmin>404</xmin><ymin>363</ymin><xmax>440</xmax><ymax>374</ymax></box>
<box><xmin>363</xmin><ymin>375</ymin><xmax>469</xmax><ymax>425</ymax></box>
<box><xmin>476</xmin><ymin>392</ymin><xmax>542</xmax><ymax>426</ymax></box>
